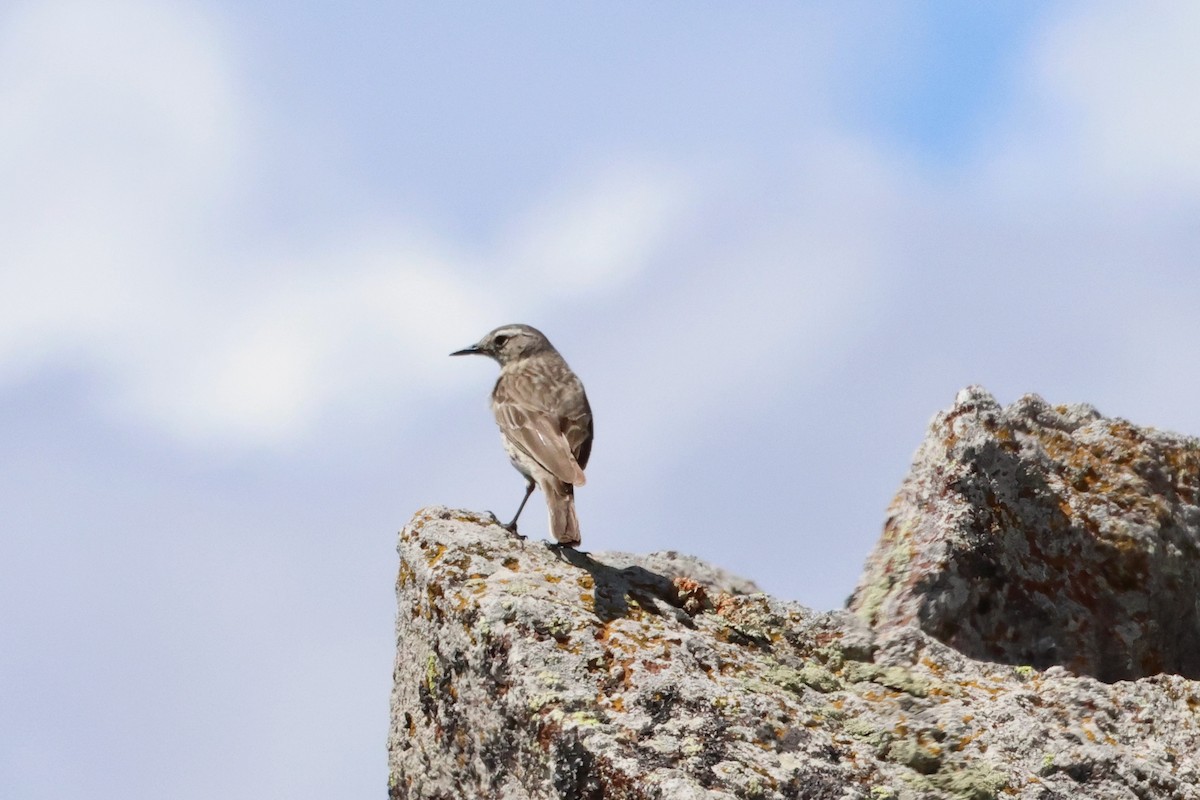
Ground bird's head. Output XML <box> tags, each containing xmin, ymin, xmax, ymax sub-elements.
<box><xmin>450</xmin><ymin>324</ymin><xmax>553</xmax><ymax>365</ymax></box>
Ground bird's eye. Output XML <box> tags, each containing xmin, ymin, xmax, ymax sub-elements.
<box><xmin>493</xmin><ymin>334</ymin><xmax>509</xmax><ymax>348</ymax></box>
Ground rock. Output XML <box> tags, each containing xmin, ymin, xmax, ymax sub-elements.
<box><xmin>389</xmin><ymin>506</ymin><xmax>1200</xmax><ymax>799</ymax></box>
<box><xmin>848</xmin><ymin>386</ymin><xmax>1200</xmax><ymax>682</ymax></box>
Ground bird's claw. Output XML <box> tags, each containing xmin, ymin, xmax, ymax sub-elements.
<box><xmin>484</xmin><ymin>511</ymin><xmax>527</xmax><ymax>541</ymax></box>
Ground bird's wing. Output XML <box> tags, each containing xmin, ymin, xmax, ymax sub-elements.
<box><xmin>564</xmin><ymin>397</ymin><xmax>593</xmax><ymax>470</ymax></box>
<box><xmin>493</xmin><ymin>381</ymin><xmax>587</xmax><ymax>486</ymax></box>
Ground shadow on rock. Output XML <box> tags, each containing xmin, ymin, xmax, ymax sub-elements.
<box><xmin>555</xmin><ymin>546</ymin><xmax>696</xmax><ymax>624</ymax></box>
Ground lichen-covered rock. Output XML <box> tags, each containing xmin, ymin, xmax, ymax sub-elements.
<box><xmin>848</xmin><ymin>386</ymin><xmax>1200</xmax><ymax>682</ymax></box>
<box><xmin>389</xmin><ymin>506</ymin><xmax>1200</xmax><ymax>799</ymax></box>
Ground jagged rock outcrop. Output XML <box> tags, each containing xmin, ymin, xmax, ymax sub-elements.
<box><xmin>390</xmin><ymin>506</ymin><xmax>1200</xmax><ymax>799</ymax></box>
<box><xmin>849</xmin><ymin>386</ymin><xmax>1200</xmax><ymax>682</ymax></box>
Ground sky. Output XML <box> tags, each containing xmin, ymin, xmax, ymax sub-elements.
<box><xmin>3</xmin><ymin>1</ymin><xmax>1200</xmax><ymax>797</ymax></box>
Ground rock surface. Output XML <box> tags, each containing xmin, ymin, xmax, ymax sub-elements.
<box><xmin>848</xmin><ymin>386</ymin><xmax>1200</xmax><ymax>682</ymax></box>
<box><xmin>390</xmin><ymin>505</ymin><xmax>1200</xmax><ymax>799</ymax></box>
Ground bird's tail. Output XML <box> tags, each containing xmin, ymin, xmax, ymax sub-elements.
<box><xmin>545</xmin><ymin>484</ymin><xmax>581</xmax><ymax>546</ymax></box>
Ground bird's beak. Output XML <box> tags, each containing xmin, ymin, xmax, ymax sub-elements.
<box><xmin>450</xmin><ymin>344</ymin><xmax>483</xmax><ymax>357</ymax></box>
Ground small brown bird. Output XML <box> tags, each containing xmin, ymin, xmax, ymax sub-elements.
<box><xmin>451</xmin><ymin>324</ymin><xmax>593</xmax><ymax>546</ymax></box>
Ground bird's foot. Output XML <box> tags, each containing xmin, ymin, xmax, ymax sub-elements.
<box><xmin>483</xmin><ymin>511</ymin><xmax>526</xmax><ymax>540</ymax></box>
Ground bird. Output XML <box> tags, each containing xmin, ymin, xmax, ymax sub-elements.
<box><xmin>451</xmin><ymin>324</ymin><xmax>593</xmax><ymax>546</ymax></box>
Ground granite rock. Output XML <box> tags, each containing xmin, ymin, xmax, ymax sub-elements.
<box><xmin>848</xmin><ymin>386</ymin><xmax>1200</xmax><ymax>682</ymax></box>
<box><xmin>389</xmin><ymin>506</ymin><xmax>1200</xmax><ymax>799</ymax></box>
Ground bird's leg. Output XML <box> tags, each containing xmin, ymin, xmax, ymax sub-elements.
<box><xmin>503</xmin><ymin>480</ymin><xmax>536</xmax><ymax>537</ymax></box>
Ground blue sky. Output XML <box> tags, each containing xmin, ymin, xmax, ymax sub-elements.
<box><xmin>3</xmin><ymin>1</ymin><xmax>1200</xmax><ymax>797</ymax></box>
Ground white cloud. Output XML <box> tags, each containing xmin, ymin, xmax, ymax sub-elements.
<box><xmin>587</xmin><ymin>139</ymin><xmax>895</xmax><ymax>486</ymax></box>
<box><xmin>1040</xmin><ymin>2</ymin><xmax>1200</xmax><ymax>188</ymax></box>
<box><xmin>0</xmin><ymin>0</ymin><xmax>244</xmax><ymax>373</ymax></box>
<box><xmin>0</xmin><ymin>2</ymin><xmax>697</xmax><ymax>448</ymax></box>
<box><xmin>113</xmin><ymin>160</ymin><xmax>694</xmax><ymax>448</ymax></box>
<box><xmin>985</xmin><ymin>2</ymin><xmax>1200</xmax><ymax>196</ymax></box>
<box><xmin>95</xmin><ymin>234</ymin><xmax>493</xmax><ymax>446</ymax></box>
<box><xmin>955</xmin><ymin>2</ymin><xmax>1200</xmax><ymax>436</ymax></box>
<box><xmin>501</xmin><ymin>162</ymin><xmax>694</xmax><ymax>295</ymax></box>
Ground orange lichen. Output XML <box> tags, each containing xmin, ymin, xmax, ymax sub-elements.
<box><xmin>425</xmin><ymin>543</ymin><xmax>447</xmax><ymax>564</ymax></box>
